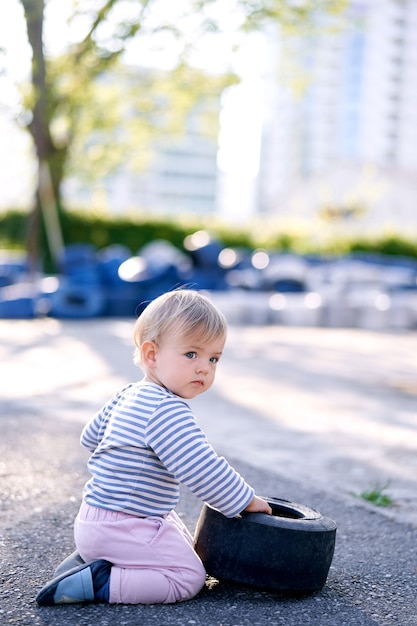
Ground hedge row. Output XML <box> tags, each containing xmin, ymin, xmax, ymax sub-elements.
<box><xmin>1</xmin><ymin>209</ymin><xmax>417</xmax><ymax>271</ymax></box>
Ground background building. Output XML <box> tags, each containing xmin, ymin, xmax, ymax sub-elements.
<box><xmin>63</xmin><ymin>76</ymin><xmax>221</xmax><ymax>218</ymax></box>
<box><xmin>81</xmin><ymin>132</ymin><xmax>219</xmax><ymax>218</ymax></box>
<box><xmin>255</xmin><ymin>0</ymin><xmax>417</xmax><ymax>234</ymax></box>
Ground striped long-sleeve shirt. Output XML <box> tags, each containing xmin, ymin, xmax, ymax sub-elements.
<box><xmin>80</xmin><ymin>381</ymin><xmax>254</xmax><ymax>518</ymax></box>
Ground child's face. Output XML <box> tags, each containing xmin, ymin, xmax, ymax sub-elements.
<box><xmin>146</xmin><ymin>331</ymin><xmax>226</xmax><ymax>399</ymax></box>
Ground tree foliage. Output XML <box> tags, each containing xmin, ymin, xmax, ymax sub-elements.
<box><xmin>15</xmin><ymin>0</ymin><xmax>348</xmax><ymax>270</ymax></box>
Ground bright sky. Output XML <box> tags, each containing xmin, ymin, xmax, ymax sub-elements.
<box><xmin>0</xmin><ymin>0</ymin><xmax>34</xmax><ymax>209</ymax></box>
<box><xmin>0</xmin><ymin>0</ymin><xmax>268</xmax><ymax>214</ymax></box>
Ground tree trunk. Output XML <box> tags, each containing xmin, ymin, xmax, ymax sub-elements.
<box><xmin>21</xmin><ymin>0</ymin><xmax>64</xmax><ymax>274</ymax></box>
<box><xmin>26</xmin><ymin>191</ymin><xmax>42</xmax><ymax>275</ymax></box>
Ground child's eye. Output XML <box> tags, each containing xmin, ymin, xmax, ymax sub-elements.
<box><xmin>185</xmin><ymin>351</ymin><xmax>197</xmax><ymax>359</ymax></box>
<box><xmin>210</xmin><ymin>356</ymin><xmax>219</xmax><ymax>364</ymax></box>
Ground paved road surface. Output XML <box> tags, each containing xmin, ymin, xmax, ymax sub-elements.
<box><xmin>0</xmin><ymin>316</ymin><xmax>416</xmax><ymax>625</ymax></box>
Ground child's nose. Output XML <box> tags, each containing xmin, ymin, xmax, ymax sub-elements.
<box><xmin>196</xmin><ymin>359</ymin><xmax>209</xmax><ymax>373</ymax></box>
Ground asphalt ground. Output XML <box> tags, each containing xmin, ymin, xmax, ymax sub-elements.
<box><xmin>1</xmin><ymin>317</ymin><xmax>416</xmax><ymax>625</ymax></box>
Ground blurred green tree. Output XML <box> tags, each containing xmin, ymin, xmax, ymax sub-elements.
<box><xmin>17</xmin><ymin>0</ymin><xmax>347</xmax><ymax>270</ymax></box>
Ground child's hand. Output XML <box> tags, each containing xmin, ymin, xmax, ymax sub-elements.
<box><xmin>243</xmin><ymin>495</ymin><xmax>272</xmax><ymax>515</ymax></box>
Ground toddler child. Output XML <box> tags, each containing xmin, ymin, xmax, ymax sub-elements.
<box><xmin>36</xmin><ymin>289</ymin><xmax>271</xmax><ymax>606</ymax></box>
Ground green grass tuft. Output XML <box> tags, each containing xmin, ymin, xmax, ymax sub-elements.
<box><xmin>355</xmin><ymin>482</ymin><xmax>394</xmax><ymax>507</ymax></box>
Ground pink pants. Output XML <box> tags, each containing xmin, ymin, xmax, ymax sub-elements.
<box><xmin>74</xmin><ymin>502</ymin><xmax>206</xmax><ymax>604</ymax></box>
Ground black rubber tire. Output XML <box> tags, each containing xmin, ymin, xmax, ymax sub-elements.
<box><xmin>193</xmin><ymin>497</ymin><xmax>337</xmax><ymax>595</ymax></box>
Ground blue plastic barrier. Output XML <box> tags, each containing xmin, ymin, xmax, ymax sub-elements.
<box><xmin>0</xmin><ymin>284</ymin><xmax>38</xmax><ymax>318</ymax></box>
<box><xmin>47</xmin><ymin>279</ymin><xmax>105</xmax><ymax>318</ymax></box>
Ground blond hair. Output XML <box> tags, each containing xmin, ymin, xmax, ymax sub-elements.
<box><xmin>133</xmin><ymin>289</ymin><xmax>227</xmax><ymax>366</ymax></box>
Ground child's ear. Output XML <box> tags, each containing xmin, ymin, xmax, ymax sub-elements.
<box><xmin>141</xmin><ymin>341</ymin><xmax>158</xmax><ymax>368</ymax></box>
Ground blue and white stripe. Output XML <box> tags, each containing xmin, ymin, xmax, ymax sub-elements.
<box><xmin>81</xmin><ymin>382</ymin><xmax>254</xmax><ymax>518</ymax></box>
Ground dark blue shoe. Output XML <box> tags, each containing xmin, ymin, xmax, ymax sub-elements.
<box><xmin>36</xmin><ymin>560</ymin><xmax>111</xmax><ymax>606</ymax></box>
<box><xmin>54</xmin><ymin>550</ymin><xmax>85</xmax><ymax>577</ymax></box>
